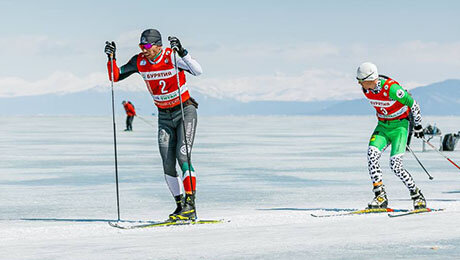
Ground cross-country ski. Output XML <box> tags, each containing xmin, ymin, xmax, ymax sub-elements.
<box><xmin>108</xmin><ymin>219</ymin><xmax>227</xmax><ymax>229</ymax></box>
<box><xmin>311</xmin><ymin>208</ymin><xmax>409</xmax><ymax>218</ymax></box>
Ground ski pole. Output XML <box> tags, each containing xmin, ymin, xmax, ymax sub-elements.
<box><xmin>406</xmin><ymin>145</ymin><xmax>433</xmax><ymax>180</ymax></box>
<box><xmin>107</xmin><ymin>41</ymin><xmax>121</xmax><ymax>221</ymax></box>
<box><xmin>423</xmin><ymin>137</ymin><xmax>460</xmax><ymax>171</ymax></box>
<box><xmin>169</xmin><ymin>37</ymin><xmax>195</xmax><ymax>216</ymax></box>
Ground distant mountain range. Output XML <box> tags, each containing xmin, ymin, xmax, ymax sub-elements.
<box><xmin>1</xmin><ymin>79</ymin><xmax>459</xmax><ymax>116</ymax></box>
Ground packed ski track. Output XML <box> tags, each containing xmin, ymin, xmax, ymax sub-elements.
<box><xmin>1</xmin><ymin>116</ymin><xmax>459</xmax><ymax>259</ymax></box>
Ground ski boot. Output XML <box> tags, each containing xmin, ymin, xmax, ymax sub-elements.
<box><xmin>168</xmin><ymin>195</ymin><xmax>184</xmax><ymax>220</ymax></box>
<box><xmin>367</xmin><ymin>185</ymin><xmax>388</xmax><ymax>209</ymax></box>
<box><xmin>170</xmin><ymin>193</ymin><xmax>196</xmax><ymax>221</ymax></box>
<box><xmin>410</xmin><ymin>188</ymin><xmax>426</xmax><ymax>210</ymax></box>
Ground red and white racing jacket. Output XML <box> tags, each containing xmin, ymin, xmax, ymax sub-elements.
<box><xmin>363</xmin><ymin>77</ymin><xmax>411</xmax><ymax>121</ymax></box>
<box><xmin>107</xmin><ymin>47</ymin><xmax>202</xmax><ymax>109</ymax></box>
<box><xmin>138</xmin><ymin>48</ymin><xmax>191</xmax><ymax>109</ymax></box>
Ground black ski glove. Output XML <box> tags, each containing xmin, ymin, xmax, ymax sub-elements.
<box><xmin>168</xmin><ymin>36</ymin><xmax>188</xmax><ymax>57</ymax></box>
<box><xmin>414</xmin><ymin>125</ymin><xmax>424</xmax><ymax>139</ymax></box>
<box><xmin>104</xmin><ymin>41</ymin><xmax>116</xmax><ymax>60</ymax></box>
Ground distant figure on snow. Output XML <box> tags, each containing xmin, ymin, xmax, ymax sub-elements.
<box><xmin>122</xmin><ymin>101</ymin><xmax>136</xmax><ymax>131</ymax></box>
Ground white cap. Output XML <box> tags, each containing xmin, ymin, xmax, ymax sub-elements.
<box><xmin>356</xmin><ymin>62</ymin><xmax>378</xmax><ymax>81</ymax></box>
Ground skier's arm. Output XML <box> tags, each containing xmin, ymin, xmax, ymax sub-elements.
<box><xmin>409</xmin><ymin>100</ymin><xmax>422</xmax><ymax>126</ymax></box>
<box><xmin>107</xmin><ymin>55</ymin><xmax>139</xmax><ymax>82</ymax></box>
<box><xmin>389</xmin><ymin>84</ymin><xmax>422</xmax><ymax>126</ymax></box>
<box><xmin>118</xmin><ymin>55</ymin><xmax>139</xmax><ymax>81</ymax></box>
<box><xmin>174</xmin><ymin>53</ymin><xmax>203</xmax><ymax>76</ymax></box>
<box><xmin>168</xmin><ymin>37</ymin><xmax>202</xmax><ymax>76</ymax></box>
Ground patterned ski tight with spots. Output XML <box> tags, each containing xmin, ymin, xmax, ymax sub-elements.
<box><xmin>367</xmin><ymin>146</ymin><xmax>416</xmax><ymax>192</ymax></box>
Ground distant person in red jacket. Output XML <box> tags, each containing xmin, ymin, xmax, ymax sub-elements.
<box><xmin>122</xmin><ymin>101</ymin><xmax>136</xmax><ymax>131</ymax></box>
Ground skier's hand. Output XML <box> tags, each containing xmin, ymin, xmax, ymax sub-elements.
<box><xmin>414</xmin><ymin>125</ymin><xmax>424</xmax><ymax>139</ymax></box>
<box><xmin>105</xmin><ymin>41</ymin><xmax>116</xmax><ymax>60</ymax></box>
<box><xmin>168</xmin><ymin>36</ymin><xmax>188</xmax><ymax>57</ymax></box>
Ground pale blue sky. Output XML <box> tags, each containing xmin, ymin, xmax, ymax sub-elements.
<box><xmin>1</xmin><ymin>0</ymin><xmax>459</xmax><ymax>101</ymax></box>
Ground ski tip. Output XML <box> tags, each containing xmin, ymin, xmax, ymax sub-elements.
<box><xmin>387</xmin><ymin>208</ymin><xmax>445</xmax><ymax>218</ymax></box>
<box><xmin>422</xmin><ymin>208</ymin><xmax>445</xmax><ymax>212</ymax></box>
<box><xmin>196</xmin><ymin>219</ymin><xmax>230</xmax><ymax>224</ymax></box>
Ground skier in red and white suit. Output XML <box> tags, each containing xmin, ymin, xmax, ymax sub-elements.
<box><xmin>105</xmin><ymin>29</ymin><xmax>202</xmax><ymax>220</ymax></box>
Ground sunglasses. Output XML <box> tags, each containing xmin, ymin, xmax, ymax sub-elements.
<box><xmin>139</xmin><ymin>43</ymin><xmax>154</xmax><ymax>50</ymax></box>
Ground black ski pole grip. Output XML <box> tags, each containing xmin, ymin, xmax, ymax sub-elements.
<box><xmin>105</xmin><ymin>41</ymin><xmax>114</xmax><ymax>60</ymax></box>
<box><xmin>167</xmin><ymin>36</ymin><xmax>179</xmax><ymax>51</ymax></box>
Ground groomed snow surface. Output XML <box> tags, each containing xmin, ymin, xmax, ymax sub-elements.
<box><xmin>1</xmin><ymin>115</ymin><xmax>459</xmax><ymax>259</ymax></box>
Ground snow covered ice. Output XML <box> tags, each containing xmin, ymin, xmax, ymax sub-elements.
<box><xmin>1</xmin><ymin>115</ymin><xmax>459</xmax><ymax>259</ymax></box>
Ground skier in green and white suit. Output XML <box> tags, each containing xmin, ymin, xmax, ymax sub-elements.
<box><xmin>357</xmin><ymin>62</ymin><xmax>427</xmax><ymax>210</ymax></box>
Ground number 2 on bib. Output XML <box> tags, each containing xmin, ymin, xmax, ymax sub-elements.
<box><xmin>160</xmin><ymin>80</ymin><xmax>167</xmax><ymax>94</ymax></box>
